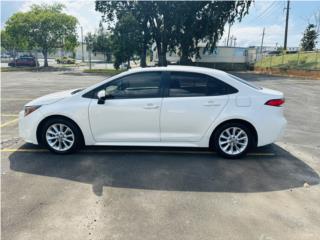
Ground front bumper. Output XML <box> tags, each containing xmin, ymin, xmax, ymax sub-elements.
<box><xmin>19</xmin><ymin>110</ymin><xmax>43</xmax><ymax>145</ymax></box>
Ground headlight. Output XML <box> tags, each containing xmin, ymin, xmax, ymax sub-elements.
<box><xmin>24</xmin><ymin>105</ymin><xmax>41</xmax><ymax>116</ymax></box>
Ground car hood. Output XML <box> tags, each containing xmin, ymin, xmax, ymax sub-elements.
<box><xmin>25</xmin><ymin>89</ymin><xmax>79</xmax><ymax>106</ymax></box>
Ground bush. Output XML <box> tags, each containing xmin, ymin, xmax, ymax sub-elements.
<box><xmin>55</xmin><ymin>56</ymin><xmax>76</xmax><ymax>64</ymax></box>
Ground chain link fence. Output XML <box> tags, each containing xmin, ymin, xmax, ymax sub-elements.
<box><xmin>255</xmin><ymin>50</ymin><xmax>320</xmax><ymax>71</ymax></box>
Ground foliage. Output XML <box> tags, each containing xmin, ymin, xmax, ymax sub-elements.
<box><xmin>55</xmin><ymin>56</ymin><xmax>76</xmax><ymax>64</ymax></box>
<box><xmin>96</xmin><ymin>0</ymin><xmax>252</xmax><ymax>66</ymax></box>
<box><xmin>92</xmin><ymin>22</ymin><xmax>112</xmax><ymax>62</ymax></box>
<box><xmin>96</xmin><ymin>1</ymin><xmax>151</xmax><ymax>67</ymax></box>
<box><xmin>3</xmin><ymin>3</ymin><xmax>78</xmax><ymax>67</ymax></box>
<box><xmin>85</xmin><ymin>32</ymin><xmax>95</xmax><ymax>51</ymax></box>
<box><xmin>83</xmin><ymin>68</ymin><xmax>125</xmax><ymax>75</ymax></box>
<box><xmin>300</xmin><ymin>24</ymin><xmax>318</xmax><ymax>51</ymax></box>
<box><xmin>110</xmin><ymin>14</ymin><xmax>142</xmax><ymax>69</ymax></box>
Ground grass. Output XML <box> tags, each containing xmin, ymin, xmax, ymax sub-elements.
<box><xmin>1</xmin><ymin>66</ymin><xmax>74</xmax><ymax>72</ymax></box>
<box><xmin>255</xmin><ymin>52</ymin><xmax>320</xmax><ymax>70</ymax></box>
<box><xmin>1</xmin><ymin>67</ymin><xmax>39</xmax><ymax>72</ymax></box>
<box><xmin>82</xmin><ymin>68</ymin><xmax>125</xmax><ymax>75</ymax></box>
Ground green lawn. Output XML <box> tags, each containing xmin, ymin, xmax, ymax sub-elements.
<box><xmin>1</xmin><ymin>67</ymin><xmax>38</xmax><ymax>72</ymax></box>
<box><xmin>255</xmin><ymin>52</ymin><xmax>320</xmax><ymax>70</ymax></box>
<box><xmin>82</xmin><ymin>68</ymin><xmax>125</xmax><ymax>75</ymax></box>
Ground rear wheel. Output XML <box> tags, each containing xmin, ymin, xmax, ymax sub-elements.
<box><xmin>41</xmin><ymin>118</ymin><xmax>83</xmax><ymax>154</ymax></box>
<box><xmin>213</xmin><ymin>122</ymin><xmax>254</xmax><ymax>158</ymax></box>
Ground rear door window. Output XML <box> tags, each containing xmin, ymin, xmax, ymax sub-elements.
<box><xmin>168</xmin><ymin>72</ymin><xmax>238</xmax><ymax>97</ymax></box>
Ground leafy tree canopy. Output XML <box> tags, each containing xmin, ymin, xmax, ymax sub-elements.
<box><xmin>111</xmin><ymin>14</ymin><xmax>142</xmax><ymax>69</ymax></box>
<box><xmin>96</xmin><ymin>0</ymin><xmax>252</xmax><ymax>66</ymax></box>
<box><xmin>3</xmin><ymin>3</ymin><xmax>78</xmax><ymax>67</ymax></box>
<box><xmin>300</xmin><ymin>24</ymin><xmax>318</xmax><ymax>51</ymax></box>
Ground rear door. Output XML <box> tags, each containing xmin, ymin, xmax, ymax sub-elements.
<box><xmin>160</xmin><ymin>71</ymin><xmax>237</xmax><ymax>142</ymax></box>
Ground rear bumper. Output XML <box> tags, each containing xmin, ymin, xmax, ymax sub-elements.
<box><xmin>19</xmin><ymin>110</ymin><xmax>42</xmax><ymax>145</ymax></box>
<box><xmin>257</xmin><ymin>116</ymin><xmax>287</xmax><ymax>147</ymax></box>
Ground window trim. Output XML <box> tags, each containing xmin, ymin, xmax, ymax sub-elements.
<box><xmin>82</xmin><ymin>71</ymin><xmax>165</xmax><ymax>100</ymax></box>
<box><xmin>164</xmin><ymin>71</ymin><xmax>238</xmax><ymax>98</ymax></box>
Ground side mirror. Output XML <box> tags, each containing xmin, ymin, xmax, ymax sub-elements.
<box><xmin>97</xmin><ymin>90</ymin><xmax>106</xmax><ymax>104</ymax></box>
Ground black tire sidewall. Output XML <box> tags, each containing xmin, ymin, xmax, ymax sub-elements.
<box><xmin>213</xmin><ymin>122</ymin><xmax>253</xmax><ymax>159</ymax></box>
<box><xmin>41</xmin><ymin>118</ymin><xmax>81</xmax><ymax>154</ymax></box>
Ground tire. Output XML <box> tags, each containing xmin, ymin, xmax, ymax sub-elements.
<box><xmin>40</xmin><ymin>118</ymin><xmax>83</xmax><ymax>154</ymax></box>
<box><xmin>212</xmin><ymin>122</ymin><xmax>254</xmax><ymax>159</ymax></box>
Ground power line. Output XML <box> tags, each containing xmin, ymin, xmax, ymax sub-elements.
<box><xmin>250</xmin><ymin>1</ymin><xmax>278</xmax><ymax>24</ymax></box>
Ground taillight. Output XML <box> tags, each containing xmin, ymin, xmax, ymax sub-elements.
<box><xmin>265</xmin><ymin>99</ymin><xmax>285</xmax><ymax>107</ymax></box>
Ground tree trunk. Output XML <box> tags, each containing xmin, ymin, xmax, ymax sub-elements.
<box><xmin>159</xmin><ymin>49</ymin><xmax>167</xmax><ymax>66</ymax></box>
<box><xmin>140</xmin><ymin>43</ymin><xmax>147</xmax><ymax>67</ymax></box>
<box><xmin>43</xmin><ymin>50</ymin><xmax>48</xmax><ymax>67</ymax></box>
<box><xmin>179</xmin><ymin>53</ymin><xmax>189</xmax><ymax>65</ymax></box>
<box><xmin>179</xmin><ymin>44</ymin><xmax>193</xmax><ymax>65</ymax></box>
<box><xmin>156</xmin><ymin>42</ymin><xmax>167</xmax><ymax>66</ymax></box>
<box><xmin>127</xmin><ymin>57</ymin><xmax>131</xmax><ymax>69</ymax></box>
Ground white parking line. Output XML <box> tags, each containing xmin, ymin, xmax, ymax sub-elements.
<box><xmin>0</xmin><ymin>118</ymin><xmax>19</xmax><ymax>128</ymax></box>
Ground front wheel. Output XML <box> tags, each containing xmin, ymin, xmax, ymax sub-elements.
<box><xmin>41</xmin><ymin>118</ymin><xmax>83</xmax><ymax>154</ymax></box>
<box><xmin>213</xmin><ymin>123</ymin><xmax>254</xmax><ymax>159</ymax></box>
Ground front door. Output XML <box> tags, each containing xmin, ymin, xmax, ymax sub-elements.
<box><xmin>89</xmin><ymin>72</ymin><xmax>163</xmax><ymax>142</ymax></box>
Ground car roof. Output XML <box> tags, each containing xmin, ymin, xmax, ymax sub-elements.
<box><xmin>127</xmin><ymin>65</ymin><xmax>228</xmax><ymax>78</ymax></box>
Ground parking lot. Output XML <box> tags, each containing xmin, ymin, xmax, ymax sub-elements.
<box><xmin>1</xmin><ymin>70</ymin><xmax>320</xmax><ymax>240</ymax></box>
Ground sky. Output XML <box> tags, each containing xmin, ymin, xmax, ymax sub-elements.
<box><xmin>1</xmin><ymin>0</ymin><xmax>320</xmax><ymax>48</ymax></box>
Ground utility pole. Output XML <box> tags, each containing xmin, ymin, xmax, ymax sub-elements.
<box><xmin>260</xmin><ymin>27</ymin><xmax>265</xmax><ymax>55</ymax></box>
<box><xmin>226</xmin><ymin>23</ymin><xmax>231</xmax><ymax>47</ymax></box>
<box><xmin>81</xmin><ymin>26</ymin><xmax>84</xmax><ymax>62</ymax></box>
<box><xmin>283</xmin><ymin>0</ymin><xmax>290</xmax><ymax>51</ymax></box>
<box><xmin>230</xmin><ymin>36</ymin><xmax>233</xmax><ymax>47</ymax></box>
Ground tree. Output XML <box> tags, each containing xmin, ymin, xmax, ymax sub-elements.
<box><xmin>110</xmin><ymin>14</ymin><xmax>142</xmax><ymax>69</ymax></box>
<box><xmin>85</xmin><ymin>32</ymin><xmax>95</xmax><ymax>70</ymax></box>
<box><xmin>3</xmin><ymin>3</ymin><xmax>78</xmax><ymax>67</ymax></box>
<box><xmin>92</xmin><ymin>22</ymin><xmax>112</xmax><ymax>62</ymax></box>
<box><xmin>96</xmin><ymin>1</ymin><xmax>151</xmax><ymax>67</ymax></box>
<box><xmin>1</xmin><ymin>22</ymin><xmax>30</xmax><ymax>58</ymax></box>
<box><xmin>95</xmin><ymin>1</ymin><xmax>252</xmax><ymax>66</ymax></box>
<box><xmin>301</xmin><ymin>24</ymin><xmax>318</xmax><ymax>51</ymax></box>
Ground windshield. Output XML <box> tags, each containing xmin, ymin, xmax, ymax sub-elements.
<box><xmin>228</xmin><ymin>74</ymin><xmax>262</xmax><ymax>90</ymax></box>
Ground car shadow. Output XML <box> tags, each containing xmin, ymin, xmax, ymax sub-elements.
<box><xmin>8</xmin><ymin>144</ymin><xmax>319</xmax><ymax>196</ymax></box>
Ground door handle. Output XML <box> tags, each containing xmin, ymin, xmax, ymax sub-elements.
<box><xmin>203</xmin><ymin>101</ymin><xmax>221</xmax><ymax>107</ymax></box>
<box><xmin>143</xmin><ymin>104</ymin><xmax>160</xmax><ymax>109</ymax></box>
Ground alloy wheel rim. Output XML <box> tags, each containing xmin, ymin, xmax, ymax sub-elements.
<box><xmin>218</xmin><ymin>127</ymin><xmax>248</xmax><ymax>155</ymax></box>
<box><xmin>46</xmin><ymin>123</ymin><xmax>75</xmax><ymax>151</ymax></box>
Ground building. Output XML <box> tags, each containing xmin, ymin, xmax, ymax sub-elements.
<box><xmin>152</xmin><ymin>43</ymin><xmax>257</xmax><ymax>70</ymax></box>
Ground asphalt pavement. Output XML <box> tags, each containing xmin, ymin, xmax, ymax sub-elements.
<box><xmin>1</xmin><ymin>70</ymin><xmax>319</xmax><ymax>240</ymax></box>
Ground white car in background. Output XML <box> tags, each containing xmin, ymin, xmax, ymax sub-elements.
<box><xmin>19</xmin><ymin>66</ymin><xmax>286</xmax><ymax>158</ymax></box>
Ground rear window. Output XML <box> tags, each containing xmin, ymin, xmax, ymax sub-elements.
<box><xmin>228</xmin><ymin>74</ymin><xmax>262</xmax><ymax>90</ymax></box>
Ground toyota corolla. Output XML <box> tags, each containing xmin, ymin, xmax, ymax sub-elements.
<box><xmin>19</xmin><ymin>66</ymin><xmax>286</xmax><ymax>158</ymax></box>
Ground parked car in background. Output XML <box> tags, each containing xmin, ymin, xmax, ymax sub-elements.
<box><xmin>19</xmin><ymin>66</ymin><xmax>287</xmax><ymax>158</ymax></box>
<box><xmin>55</xmin><ymin>56</ymin><xmax>76</xmax><ymax>64</ymax></box>
<box><xmin>8</xmin><ymin>55</ymin><xmax>38</xmax><ymax>67</ymax></box>
<box><xmin>1</xmin><ymin>53</ymin><xmax>11</xmax><ymax>58</ymax></box>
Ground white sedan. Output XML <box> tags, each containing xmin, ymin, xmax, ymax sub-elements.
<box><xmin>19</xmin><ymin>66</ymin><xmax>286</xmax><ymax>158</ymax></box>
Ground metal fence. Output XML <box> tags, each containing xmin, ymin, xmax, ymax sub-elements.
<box><xmin>255</xmin><ymin>50</ymin><xmax>320</xmax><ymax>71</ymax></box>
